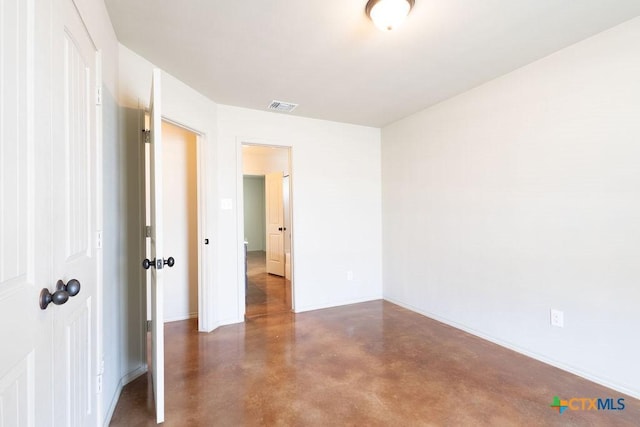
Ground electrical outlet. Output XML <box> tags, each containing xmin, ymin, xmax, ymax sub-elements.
<box><xmin>347</xmin><ymin>271</ymin><xmax>354</xmax><ymax>281</ymax></box>
<box><xmin>550</xmin><ymin>309</ymin><xmax>564</xmax><ymax>328</ymax></box>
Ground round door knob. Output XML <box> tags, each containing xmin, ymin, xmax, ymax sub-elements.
<box><xmin>39</xmin><ymin>279</ymin><xmax>81</xmax><ymax>310</ymax></box>
<box><xmin>66</xmin><ymin>279</ymin><xmax>81</xmax><ymax>297</ymax></box>
<box><xmin>142</xmin><ymin>258</ymin><xmax>154</xmax><ymax>270</ymax></box>
<box><xmin>39</xmin><ymin>288</ymin><xmax>69</xmax><ymax>310</ymax></box>
<box><xmin>164</xmin><ymin>257</ymin><xmax>175</xmax><ymax>268</ymax></box>
<box><xmin>52</xmin><ymin>290</ymin><xmax>70</xmax><ymax>305</ymax></box>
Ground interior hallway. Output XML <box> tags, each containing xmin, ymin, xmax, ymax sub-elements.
<box><xmin>109</xmin><ymin>300</ymin><xmax>639</xmax><ymax>426</ymax></box>
<box><xmin>245</xmin><ymin>250</ymin><xmax>291</xmax><ymax>318</ymax></box>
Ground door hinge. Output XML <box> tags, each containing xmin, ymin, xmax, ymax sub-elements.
<box><xmin>142</xmin><ymin>129</ymin><xmax>150</xmax><ymax>143</ymax></box>
<box><xmin>96</xmin><ymin>374</ymin><xmax>103</xmax><ymax>393</ymax></box>
<box><xmin>146</xmin><ymin>320</ymin><xmax>152</xmax><ymax>332</ymax></box>
<box><xmin>96</xmin><ymin>86</ymin><xmax>102</xmax><ymax>106</ymax></box>
<box><xmin>145</xmin><ymin>225</ymin><xmax>152</xmax><ymax>238</ymax></box>
<box><xmin>96</xmin><ymin>230</ymin><xmax>103</xmax><ymax>249</ymax></box>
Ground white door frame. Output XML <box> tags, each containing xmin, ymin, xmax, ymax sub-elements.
<box><xmin>94</xmin><ymin>49</ymin><xmax>105</xmax><ymax>426</ymax></box>
<box><xmin>142</xmin><ymin>115</ymin><xmax>210</xmax><ymax>332</ymax></box>
<box><xmin>163</xmin><ymin>117</ymin><xmax>207</xmax><ymax>329</ymax></box>
<box><xmin>236</xmin><ymin>140</ymin><xmax>295</xmax><ymax>318</ymax></box>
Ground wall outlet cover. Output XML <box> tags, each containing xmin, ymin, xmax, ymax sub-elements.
<box><xmin>550</xmin><ymin>309</ymin><xmax>564</xmax><ymax>328</ymax></box>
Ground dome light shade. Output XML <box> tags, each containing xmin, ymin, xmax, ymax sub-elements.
<box><xmin>366</xmin><ymin>0</ymin><xmax>415</xmax><ymax>31</ymax></box>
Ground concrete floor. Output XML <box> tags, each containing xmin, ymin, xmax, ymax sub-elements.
<box><xmin>110</xmin><ymin>300</ymin><xmax>639</xmax><ymax>426</ymax></box>
<box><xmin>245</xmin><ymin>251</ymin><xmax>291</xmax><ymax>318</ymax></box>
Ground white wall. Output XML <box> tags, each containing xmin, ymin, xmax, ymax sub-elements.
<box><xmin>243</xmin><ymin>176</ymin><xmax>266</xmax><ymax>251</ymax></box>
<box><xmin>242</xmin><ymin>145</ymin><xmax>290</xmax><ymax>175</ymax></box>
<box><xmin>162</xmin><ymin>121</ymin><xmax>198</xmax><ymax>322</ymax></box>
<box><xmin>219</xmin><ymin>106</ymin><xmax>383</xmax><ymax>315</ymax></box>
<box><xmin>119</xmin><ymin>44</ymin><xmax>383</xmax><ymax>329</ymax></box>
<box><xmin>381</xmin><ymin>17</ymin><xmax>640</xmax><ymax>398</ymax></box>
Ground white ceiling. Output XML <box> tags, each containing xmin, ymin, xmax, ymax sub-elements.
<box><xmin>104</xmin><ymin>1</ymin><xmax>640</xmax><ymax>127</ymax></box>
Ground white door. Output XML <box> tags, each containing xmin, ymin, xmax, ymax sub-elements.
<box><xmin>147</xmin><ymin>69</ymin><xmax>166</xmax><ymax>424</ymax></box>
<box><xmin>0</xmin><ymin>0</ymin><xmax>54</xmax><ymax>425</ymax></box>
<box><xmin>265</xmin><ymin>171</ymin><xmax>285</xmax><ymax>276</ymax></box>
<box><xmin>0</xmin><ymin>0</ymin><xmax>100</xmax><ymax>425</ymax></box>
<box><xmin>51</xmin><ymin>0</ymin><xmax>100</xmax><ymax>424</ymax></box>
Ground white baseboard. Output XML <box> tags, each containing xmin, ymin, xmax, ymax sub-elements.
<box><xmin>294</xmin><ymin>295</ymin><xmax>382</xmax><ymax>314</ymax></box>
<box><xmin>214</xmin><ymin>317</ymin><xmax>244</xmax><ymax>329</ymax></box>
<box><xmin>202</xmin><ymin>296</ymin><xmax>383</xmax><ymax>332</ymax></box>
<box><xmin>102</xmin><ymin>365</ymin><xmax>148</xmax><ymax>427</ymax></box>
<box><xmin>164</xmin><ymin>312</ymin><xmax>198</xmax><ymax>323</ymax></box>
<box><xmin>384</xmin><ymin>296</ymin><xmax>640</xmax><ymax>400</ymax></box>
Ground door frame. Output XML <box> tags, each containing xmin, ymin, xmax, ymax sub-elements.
<box><xmin>94</xmin><ymin>49</ymin><xmax>105</xmax><ymax>426</ymax></box>
<box><xmin>141</xmin><ymin>115</ymin><xmax>210</xmax><ymax>332</ymax></box>
<box><xmin>236</xmin><ymin>140</ymin><xmax>295</xmax><ymax>318</ymax></box>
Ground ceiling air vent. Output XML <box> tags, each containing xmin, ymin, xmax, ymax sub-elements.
<box><xmin>268</xmin><ymin>100</ymin><xmax>298</xmax><ymax>113</ymax></box>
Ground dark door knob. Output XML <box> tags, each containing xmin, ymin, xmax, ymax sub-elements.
<box><xmin>66</xmin><ymin>279</ymin><xmax>81</xmax><ymax>297</ymax></box>
<box><xmin>143</xmin><ymin>257</ymin><xmax>174</xmax><ymax>269</ymax></box>
<box><xmin>40</xmin><ymin>288</ymin><xmax>69</xmax><ymax>309</ymax></box>
<box><xmin>39</xmin><ymin>279</ymin><xmax>81</xmax><ymax>310</ymax></box>
<box><xmin>278</xmin><ymin>227</ymin><xmax>283</xmax><ymax>231</ymax></box>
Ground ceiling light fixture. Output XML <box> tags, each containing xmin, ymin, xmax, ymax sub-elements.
<box><xmin>366</xmin><ymin>0</ymin><xmax>415</xmax><ymax>31</ymax></box>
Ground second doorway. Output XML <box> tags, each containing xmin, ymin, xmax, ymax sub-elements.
<box><xmin>242</xmin><ymin>144</ymin><xmax>292</xmax><ymax>318</ymax></box>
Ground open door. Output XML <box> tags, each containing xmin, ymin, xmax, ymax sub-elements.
<box><xmin>265</xmin><ymin>171</ymin><xmax>285</xmax><ymax>276</ymax></box>
<box><xmin>147</xmin><ymin>69</ymin><xmax>165</xmax><ymax>424</ymax></box>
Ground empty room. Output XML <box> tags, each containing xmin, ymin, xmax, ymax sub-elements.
<box><xmin>1</xmin><ymin>0</ymin><xmax>639</xmax><ymax>425</ymax></box>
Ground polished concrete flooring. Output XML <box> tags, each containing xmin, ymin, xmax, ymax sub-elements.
<box><xmin>110</xmin><ymin>300</ymin><xmax>638</xmax><ymax>426</ymax></box>
<box><xmin>245</xmin><ymin>251</ymin><xmax>291</xmax><ymax>318</ymax></box>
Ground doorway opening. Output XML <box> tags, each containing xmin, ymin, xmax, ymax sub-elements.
<box><xmin>242</xmin><ymin>144</ymin><xmax>293</xmax><ymax>318</ymax></box>
<box><xmin>144</xmin><ymin>119</ymin><xmax>201</xmax><ymax>329</ymax></box>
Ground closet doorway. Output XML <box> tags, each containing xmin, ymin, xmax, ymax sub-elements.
<box><xmin>242</xmin><ymin>144</ymin><xmax>293</xmax><ymax>318</ymax></box>
<box><xmin>145</xmin><ymin>120</ymin><xmax>201</xmax><ymax>327</ymax></box>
